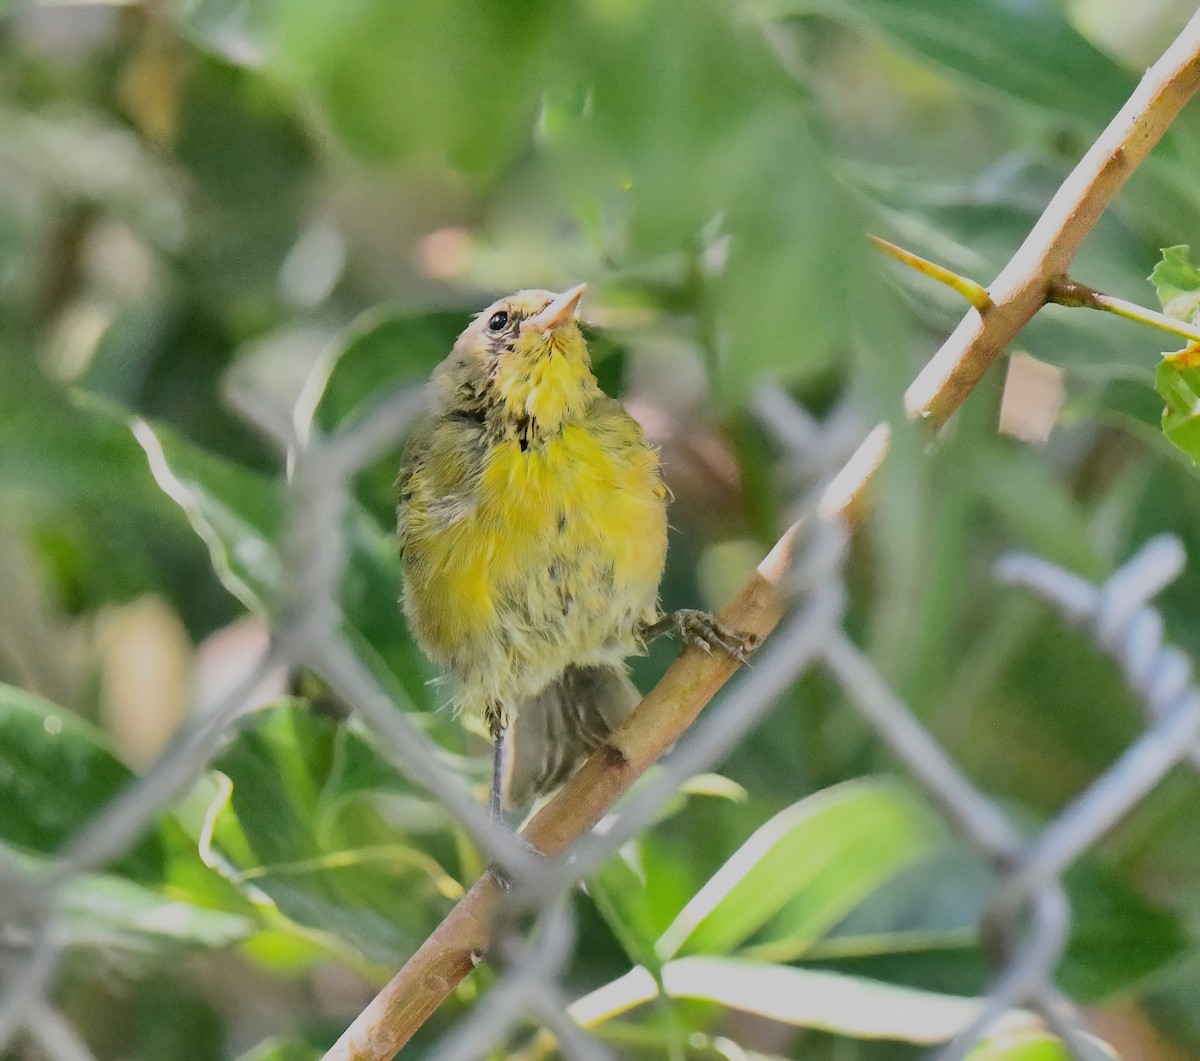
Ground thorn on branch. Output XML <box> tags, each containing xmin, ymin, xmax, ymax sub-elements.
<box><xmin>870</xmin><ymin>234</ymin><xmax>994</xmax><ymax>311</ymax></box>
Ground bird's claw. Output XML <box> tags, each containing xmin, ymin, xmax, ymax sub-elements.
<box><xmin>646</xmin><ymin>608</ymin><xmax>757</xmax><ymax>666</ymax></box>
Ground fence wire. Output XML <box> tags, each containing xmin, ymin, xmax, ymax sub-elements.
<box><xmin>0</xmin><ymin>377</ymin><xmax>1194</xmax><ymax>1061</ymax></box>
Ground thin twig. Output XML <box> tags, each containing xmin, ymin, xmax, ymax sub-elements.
<box><xmin>905</xmin><ymin>9</ymin><xmax>1200</xmax><ymax>427</ymax></box>
<box><xmin>1048</xmin><ymin>276</ymin><xmax>1200</xmax><ymax>345</ymax></box>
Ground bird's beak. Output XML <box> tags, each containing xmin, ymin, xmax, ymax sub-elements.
<box><xmin>527</xmin><ymin>283</ymin><xmax>587</xmax><ymax>333</ymax></box>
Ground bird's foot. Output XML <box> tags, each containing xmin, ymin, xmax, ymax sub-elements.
<box><xmin>641</xmin><ymin>608</ymin><xmax>757</xmax><ymax>665</ymax></box>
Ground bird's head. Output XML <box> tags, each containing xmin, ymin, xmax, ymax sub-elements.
<box><xmin>434</xmin><ymin>283</ymin><xmax>597</xmax><ymax>434</ymax></box>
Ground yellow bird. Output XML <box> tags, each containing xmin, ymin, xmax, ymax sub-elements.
<box><xmin>398</xmin><ymin>284</ymin><xmax>745</xmax><ymax>815</ymax></box>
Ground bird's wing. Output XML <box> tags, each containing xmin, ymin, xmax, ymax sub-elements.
<box><xmin>397</xmin><ymin>412</ymin><xmax>488</xmax><ymax>556</ymax></box>
<box><xmin>396</xmin><ymin>413</ymin><xmax>437</xmax><ymax>558</ymax></box>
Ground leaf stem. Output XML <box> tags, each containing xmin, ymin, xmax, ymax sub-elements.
<box><xmin>1047</xmin><ymin>276</ymin><xmax>1200</xmax><ymax>345</ymax></box>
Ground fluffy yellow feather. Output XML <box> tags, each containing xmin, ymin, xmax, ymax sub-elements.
<box><xmin>398</xmin><ymin>285</ymin><xmax>741</xmax><ymax>813</ymax></box>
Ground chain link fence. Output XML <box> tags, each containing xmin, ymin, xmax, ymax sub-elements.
<box><xmin>1</xmin><ymin>372</ymin><xmax>1196</xmax><ymax>1061</ymax></box>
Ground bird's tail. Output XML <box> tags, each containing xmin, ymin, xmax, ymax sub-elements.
<box><xmin>505</xmin><ymin>664</ymin><xmax>641</xmax><ymax>811</ymax></box>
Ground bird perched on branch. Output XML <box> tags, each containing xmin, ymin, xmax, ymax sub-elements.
<box><xmin>398</xmin><ymin>284</ymin><xmax>748</xmax><ymax>817</ymax></box>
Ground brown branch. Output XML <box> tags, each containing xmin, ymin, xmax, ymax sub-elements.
<box><xmin>324</xmin><ymin>14</ymin><xmax>1200</xmax><ymax>1059</ymax></box>
<box><xmin>905</xmin><ymin>9</ymin><xmax>1200</xmax><ymax>428</ymax></box>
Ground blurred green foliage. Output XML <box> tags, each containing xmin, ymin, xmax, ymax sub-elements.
<box><xmin>3</xmin><ymin>0</ymin><xmax>1200</xmax><ymax>1057</ymax></box>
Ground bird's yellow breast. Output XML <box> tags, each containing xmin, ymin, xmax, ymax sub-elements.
<box><xmin>478</xmin><ymin>420</ymin><xmax>666</xmax><ymax>599</ymax></box>
<box><xmin>402</xmin><ymin>409</ymin><xmax>668</xmax><ymax>703</ymax></box>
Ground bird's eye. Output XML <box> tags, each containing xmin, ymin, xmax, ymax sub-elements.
<box><xmin>487</xmin><ymin>311</ymin><xmax>509</xmax><ymax>332</ymax></box>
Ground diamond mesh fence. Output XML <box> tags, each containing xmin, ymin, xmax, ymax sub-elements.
<box><xmin>1</xmin><ymin>374</ymin><xmax>1195</xmax><ymax>1061</ymax></box>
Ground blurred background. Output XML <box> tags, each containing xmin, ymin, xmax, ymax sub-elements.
<box><xmin>5</xmin><ymin>0</ymin><xmax>1200</xmax><ymax>1057</ymax></box>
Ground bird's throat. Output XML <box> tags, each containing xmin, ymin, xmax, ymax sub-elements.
<box><xmin>495</xmin><ymin>335</ymin><xmax>599</xmax><ymax>438</ymax></box>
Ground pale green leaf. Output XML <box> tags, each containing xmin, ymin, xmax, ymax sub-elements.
<box><xmin>57</xmin><ymin>872</ymin><xmax>255</xmax><ymax>954</ymax></box>
<box><xmin>570</xmin><ymin>957</ymin><xmax>1041</xmax><ymax>1045</ymax></box>
<box><xmin>656</xmin><ymin>778</ymin><xmax>942</xmax><ymax>960</ymax></box>
<box><xmin>966</xmin><ymin>1029</ymin><xmax>1115</xmax><ymax>1061</ymax></box>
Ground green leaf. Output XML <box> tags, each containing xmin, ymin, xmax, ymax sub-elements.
<box><xmin>811</xmin><ymin>848</ymin><xmax>1187</xmax><ymax>1003</ymax></box>
<box><xmin>207</xmin><ymin>703</ymin><xmax>462</xmax><ymax>967</ymax></box>
<box><xmin>129</xmin><ymin>409</ymin><xmax>437</xmax><ymax>711</ymax></box>
<box><xmin>316</xmin><ymin>726</ymin><xmax>462</xmax><ymax>899</ymax></box>
<box><xmin>710</xmin><ymin>104</ymin><xmax>859</xmax><ymax>396</ymax></box>
<box><xmin>655</xmin><ymin>778</ymin><xmax>943</xmax><ymax>960</ymax></box>
<box><xmin>0</xmin><ymin>685</ymin><xmax>267</xmax><ymax>951</ymax></box>
<box><xmin>57</xmin><ymin>871</ymin><xmax>255</xmax><ymax>954</ymax></box>
<box><xmin>173</xmin><ymin>54</ymin><xmax>312</xmax><ymax>302</ymax></box>
<box><xmin>1155</xmin><ymin>346</ymin><xmax>1200</xmax><ymax>464</ymax></box>
<box><xmin>533</xmin><ymin>0</ymin><xmax>858</xmax><ymax>396</ymax></box>
<box><xmin>780</xmin><ymin>0</ymin><xmax>1135</xmax><ymax>127</ymax></box>
<box><xmin>131</xmin><ymin>415</ymin><xmax>285</xmax><ymax>612</ymax></box>
<box><xmin>320</xmin><ymin>719</ymin><xmax>467</xmax><ymax>842</ymax></box>
<box><xmin>1149</xmin><ymin>245</ymin><xmax>1200</xmax><ymax>324</ymax></box>
<box><xmin>1143</xmin><ymin>948</ymin><xmax>1200</xmax><ymax>1050</ymax></box>
<box><xmin>966</xmin><ymin>1029</ymin><xmax>1114</xmax><ymax>1061</ymax></box>
<box><xmin>270</xmin><ymin>0</ymin><xmax>559</xmax><ymax>170</ymax></box>
<box><xmin>585</xmin><ymin>959</ymin><xmax>1105</xmax><ymax>1053</ymax></box>
<box><xmin>586</xmin><ymin>772</ymin><xmax>752</xmax><ymax>971</ymax></box>
<box><xmin>98</xmin><ymin>973</ymin><xmax>226</xmax><ymax>1061</ymax></box>
<box><xmin>587</xmin><ymin>846</ymin><xmax>665</xmax><ymax>972</ymax></box>
<box><xmin>338</xmin><ymin>514</ymin><xmax>439</xmax><ymax>712</ymax></box>
<box><xmin>306</xmin><ymin>309</ymin><xmax>462</xmax><ymax>438</ymax></box>
<box><xmin>0</xmin><ymin>682</ymin><xmax>165</xmax><ymax>881</ymax></box>
<box><xmin>1060</xmin><ymin>860</ymin><xmax>1187</xmax><ymax>1003</ymax></box>
<box><xmin>1150</xmin><ymin>247</ymin><xmax>1200</xmax><ymax>464</ymax></box>
<box><xmin>0</xmin><ymin>379</ymin><xmax>224</xmax><ymax>624</ymax></box>
<box><xmin>236</xmin><ymin>1039</ymin><xmax>323</xmax><ymax>1061</ymax></box>
<box><xmin>964</xmin><ymin>442</ymin><xmax>1104</xmax><ymax>579</ymax></box>
<box><xmin>813</xmin><ymin>848</ymin><xmax>990</xmax><ymax>960</ymax></box>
